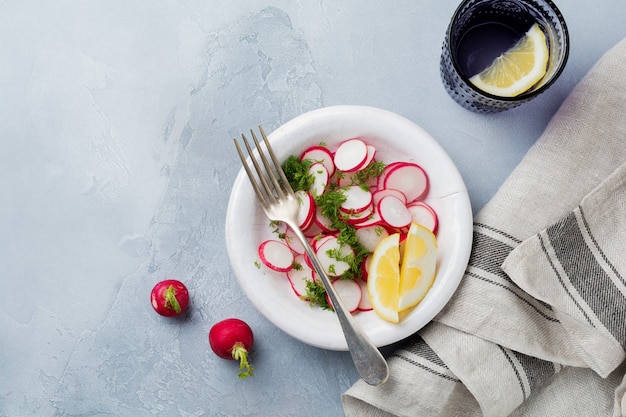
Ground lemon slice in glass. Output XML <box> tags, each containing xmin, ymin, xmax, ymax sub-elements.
<box><xmin>469</xmin><ymin>23</ymin><xmax>549</xmax><ymax>97</ymax></box>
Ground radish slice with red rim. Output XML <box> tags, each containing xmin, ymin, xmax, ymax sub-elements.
<box><xmin>258</xmin><ymin>240</ymin><xmax>294</xmax><ymax>273</ymax></box>
<box><xmin>341</xmin><ymin>204</ymin><xmax>374</xmax><ymax>225</ymax></box>
<box><xmin>284</xmin><ymin>227</ymin><xmax>305</xmax><ymax>254</ymax></box>
<box><xmin>307</xmin><ymin>162</ymin><xmax>329</xmax><ymax>197</ymax></box>
<box><xmin>353</xmin><ymin>211</ymin><xmax>383</xmax><ymax>228</ymax></box>
<box><xmin>355</xmin><ymin>225</ymin><xmax>390</xmax><ymax>253</ymax></box>
<box><xmin>300</xmin><ymin>145</ymin><xmax>336</xmax><ymax>178</ymax></box>
<box><xmin>407</xmin><ymin>201</ymin><xmax>439</xmax><ymax>234</ymax></box>
<box><xmin>326</xmin><ymin>279</ymin><xmax>362</xmax><ymax>313</ymax></box>
<box><xmin>382</xmin><ymin>162</ymin><xmax>429</xmax><ymax>203</ymax></box>
<box><xmin>312</xmin><ymin>270</ymin><xmax>321</xmax><ymax>285</ymax></box>
<box><xmin>315</xmin><ymin>236</ymin><xmax>354</xmax><ymax>277</ymax></box>
<box><xmin>339</xmin><ymin>185</ymin><xmax>373</xmax><ymax>214</ymax></box>
<box><xmin>314</xmin><ymin>205</ymin><xmax>338</xmax><ymax>233</ymax></box>
<box><xmin>303</xmin><ymin>251</ymin><xmax>314</xmax><ymax>270</ymax></box>
<box><xmin>377</xmin><ymin>195</ymin><xmax>412</xmax><ymax>229</ymax></box>
<box><xmin>302</xmin><ymin>221</ymin><xmax>323</xmax><ymax>238</ymax></box>
<box><xmin>312</xmin><ymin>233</ymin><xmax>335</xmax><ymax>251</ymax></box>
<box><xmin>361</xmin><ymin>145</ymin><xmax>377</xmax><ymax>170</ymax></box>
<box><xmin>287</xmin><ymin>254</ymin><xmax>314</xmax><ymax>298</ymax></box>
<box><xmin>336</xmin><ymin>170</ymin><xmax>357</xmax><ymax>188</ymax></box>
<box><xmin>361</xmin><ymin>254</ymin><xmax>371</xmax><ymax>282</ymax></box>
<box><xmin>333</xmin><ymin>138</ymin><xmax>368</xmax><ymax>172</ymax></box>
<box><xmin>295</xmin><ymin>190</ymin><xmax>315</xmax><ymax>230</ymax></box>
<box><xmin>376</xmin><ymin>161</ymin><xmax>405</xmax><ymax>189</ymax></box>
<box><xmin>357</xmin><ymin>279</ymin><xmax>373</xmax><ymax>311</ymax></box>
<box><xmin>372</xmin><ymin>188</ymin><xmax>407</xmax><ymax>207</ymax></box>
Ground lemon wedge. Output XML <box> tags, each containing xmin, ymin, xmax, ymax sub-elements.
<box><xmin>367</xmin><ymin>223</ymin><xmax>438</xmax><ymax>323</ymax></box>
<box><xmin>469</xmin><ymin>23</ymin><xmax>549</xmax><ymax>97</ymax></box>
<box><xmin>398</xmin><ymin>223</ymin><xmax>438</xmax><ymax>311</ymax></box>
<box><xmin>367</xmin><ymin>233</ymin><xmax>401</xmax><ymax>323</ymax></box>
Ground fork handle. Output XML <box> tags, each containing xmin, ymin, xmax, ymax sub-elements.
<box><xmin>286</xmin><ymin>220</ymin><xmax>390</xmax><ymax>386</ymax></box>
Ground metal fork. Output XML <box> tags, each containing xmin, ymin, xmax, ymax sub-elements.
<box><xmin>234</xmin><ymin>126</ymin><xmax>389</xmax><ymax>386</ymax></box>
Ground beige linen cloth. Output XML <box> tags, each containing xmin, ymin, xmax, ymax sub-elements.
<box><xmin>343</xmin><ymin>38</ymin><xmax>626</xmax><ymax>417</ymax></box>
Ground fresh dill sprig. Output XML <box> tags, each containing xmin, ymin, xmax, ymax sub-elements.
<box><xmin>354</xmin><ymin>161</ymin><xmax>386</xmax><ymax>188</ymax></box>
<box><xmin>303</xmin><ymin>280</ymin><xmax>332</xmax><ymax>310</ymax></box>
<box><xmin>315</xmin><ymin>189</ymin><xmax>346</xmax><ymax>224</ymax></box>
<box><xmin>282</xmin><ymin>155</ymin><xmax>314</xmax><ymax>192</ymax></box>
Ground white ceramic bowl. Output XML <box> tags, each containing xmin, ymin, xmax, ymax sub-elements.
<box><xmin>225</xmin><ymin>105</ymin><xmax>473</xmax><ymax>350</ymax></box>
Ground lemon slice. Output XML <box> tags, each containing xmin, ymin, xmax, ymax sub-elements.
<box><xmin>469</xmin><ymin>23</ymin><xmax>549</xmax><ymax>97</ymax></box>
<box><xmin>367</xmin><ymin>233</ymin><xmax>401</xmax><ymax>323</ymax></box>
<box><xmin>398</xmin><ymin>223</ymin><xmax>438</xmax><ymax>311</ymax></box>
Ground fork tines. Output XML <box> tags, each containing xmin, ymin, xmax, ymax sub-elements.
<box><xmin>233</xmin><ymin>125</ymin><xmax>294</xmax><ymax>209</ymax></box>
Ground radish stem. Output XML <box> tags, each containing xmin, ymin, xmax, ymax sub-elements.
<box><xmin>231</xmin><ymin>342</ymin><xmax>254</xmax><ymax>378</ymax></box>
<box><xmin>163</xmin><ymin>285</ymin><xmax>182</xmax><ymax>314</ymax></box>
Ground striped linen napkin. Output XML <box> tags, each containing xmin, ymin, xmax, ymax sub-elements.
<box><xmin>343</xmin><ymin>37</ymin><xmax>626</xmax><ymax>417</ymax></box>
<box><xmin>503</xmin><ymin>163</ymin><xmax>626</xmax><ymax>378</ymax></box>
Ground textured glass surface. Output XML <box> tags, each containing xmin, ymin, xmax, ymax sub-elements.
<box><xmin>440</xmin><ymin>0</ymin><xmax>569</xmax><ymax>113</ymax></box>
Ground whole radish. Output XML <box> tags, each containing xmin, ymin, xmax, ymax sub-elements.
<box><xmin>209</xmin><ymin>318</ymin><xmax>254</xmax><ymax>378</ymax></box>
<box><xmin>150</xmin><ymin>279</ymin><xmax>189</xmax><ymax>317</ymax></box>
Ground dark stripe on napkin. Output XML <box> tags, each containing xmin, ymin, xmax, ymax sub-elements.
<box><xmin>510</xmin><ymin>350</ymin><xmax>558</xmax><ymax>393</ymax></box>
<box><xmin>500</xmin><ymin>347</ymin><xmax>529</xmax><ymax>400</ymax></box>
<box><xmin>466</xmin><ymin>271</ymin><xmax>559</xmax><ymax>322</ymax></box>
<box><xmin>468</xmin><ymin>229</ymin><xmax>559</xmax><ymax>322</ymax></box>
<box><xmin>544</xmin><ymin>207</ymin><xmax>626</xmax><ymax>349</ymax></box>
<box><xmin>392</xmin><ymin>354</ymin><xmax>461</xmax><ymax>382</ymax></box>
<box><xmin>469</xmin><ymin>231</ymin><xmax>516</xmax><ymax>275</ymax></box>
<box><xmin>500</xmin><ymin>348</ymin><xmax>557</xmax><ymax>401</ymax></box>
<box><xmin>578</xmin><ymin>205</ymin><xmax>626</xmax><ymax>288</ymax></box>
<box><xmin>393</xmin><ymin>337</ymin><xmax>461</xmax><ymax>383</ymax></box>
<box><xmin>474</xmin><ymin>222</ymin><xmax>523</xmax><ymax>245</ymax></box>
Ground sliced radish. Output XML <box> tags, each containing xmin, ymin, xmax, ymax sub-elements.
<box><xmin>361</xmin><ymin>255</ymin><xmax>371</xmax><ymax>282</ymax></box>
<box><xmin>333</xmin><ymin>138</ymin><xmax>368</xmax><ymax>172</ymax></box>
<box><xmin>372</xmin><ymin>188</ymin><xmax>407</xmax><ymax>207</ymax></box>
<box><xmin>342</xmin><ymin>204</ymin><xmax>374</xmax><ymax>225</ymax></box>
<box><xmin>362</xmin><ymin>145</ymin><xmax>377</xmax><ymax>169</ymax></box>
<box><xmin>314</xmin><ymin>205</ymin><xmax>338</xmax><ymax>233</ymax></box>
<box><xmin>312</xmin><ymin>270</ymin><xmax>321</xmax><ymax>285</ymax></box>
<box><xmin>357</xmin><ymin>279</ymin><xmax>373</xmax><ymax>311</ymax></box>
<box><xmin>355</xmin><ymin>225</ymin><xmax>390</xmax><ymax>253</ymax></box>
<box><xmin>407</xmin><ymin>201</ymin><xmax>439</xmax><ymax>234</ymax></box>
<box><xmin>284</xmin><ymin>227</ymin><xmax>305</xmax><ymax>254</ymax></box>
<box><xmin>336</xmin><ymin>170</ymin><xmax>357</xmax><ymax>187</ymax></box>
<box><xmin>287</xmin><ymin>254</ymin><xmax>314</xmax><ymax>298</ymax></box>
<box><xmin>377</xmin><ymin>195</ymin><xmax>412</xmax><ymax>229</ymax></box>
<box><xmin>316</xmin><ymin>236</ymin><xmax>354</xmax><ymax>277</ymax></box>
<box><xmin>258</xmin><ymin>240</ymin><xmax>294</xmax><ymax>273</ymax></box>
<box><xmin>340</xmin><ymin>185</ymin><xmax>373</xmax><ymax>214</ymax></box>
<box><xmin>302</xmin><ymin>220</ymin><xmax>323</xmax><ymax>238</ymax></box>
<box><xmin>300</xmin><ymin>145</ymin><xmax>336</xmax><ymax>177</ymax></box>
<box><xmin>295</xmin><ymin>190</ymin><xmax>315</xmax><ymax>230</ymax></box>
<box><xmin>326</xmin><ymin>279</ymin><xmax>362</xmax><ymax>313</ymax></box>
<box><xmin>353</xmin><ymin>211</ymin><xmax>384</xmax><ymax>228</ymax></box>
<box><xmin>376</xmin><ymin>161</ymin><xmax>405</xmax><ymax>190</ymax></box>
<box><xmin>303</xmin><ymin>251</ymin><xmax>313</xmax><ymax>270</ymax></box>
<box><xmin>383</xmin><ymin>162</ymin><xmax>429</xmax><ymax>203</ymax></box>
<box><xmin>312</xmin><ymin>233</ymin><xmax>335</xmax><ymax>251</ymax></box>
<box><xmin>307</xmin><ymin>162</ymin><xmax>329</xmax><ymax>197</ymax></box>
